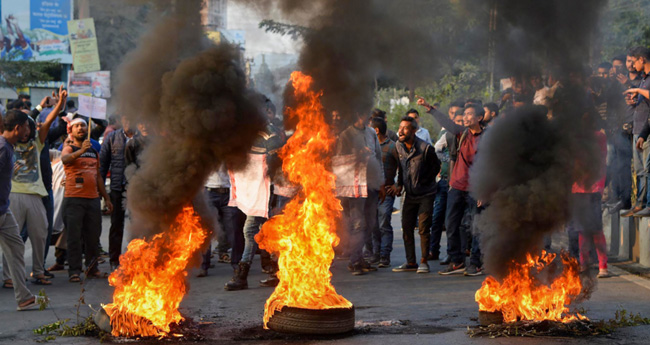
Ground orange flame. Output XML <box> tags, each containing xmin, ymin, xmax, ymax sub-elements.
<box><xmin>475</xmin><ymin>251</ymin><xmax>587</xmax><ymax>323</ymax></box>
<box><xmin>103</xmin><ymin>206</ymin><xmax>207</xmax><ymax>337</ymax></box>
<box><xmin>256</xmin><ymin>71</ymin><xmax>352</xmax><ymax>328</ymax></box>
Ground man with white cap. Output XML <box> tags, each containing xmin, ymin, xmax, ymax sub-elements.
<box><xmin>61</xmin><ymin>118</ymin><xmax>113</xmax><ymax>282</ymax></box>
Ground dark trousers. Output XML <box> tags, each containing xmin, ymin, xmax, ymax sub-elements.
<box><xmin>401</xmin><ymin>194</ymin><xmax>435</xmax><ymax>264</ymax></box>
<box><xmin>445</xmin><ymin>188</ymin><xmax>477</xmax><ymax>264</ymax></box>
<box><xmin>202</xmin><ymin>189</ymin><xmax>245</xmax><ymax>270</ymax></box>
<box><xmin>109</xmin><ymin>189</ymin><xmax>126</xmax><ymax>265</ymax></box>
<box><xmin>609</xmin><ymin>131</ymin><xmax>632</xmax><ymax>209</ymax></box>
<box><xmin>429</xmin><ymin>178</ymin><xmax>448</xmax><ymax>257</ymax></box>
<box><xmin>64</xmin><ymin>197</ymin><xmax>102</xmax><ymax>276</ymax></box>
<box><xmin>42</xmin><ymin>190</ymin><xmax>54</xmax><ymax>264</ymax></box>
<box><xmin>344</xmin><ymin>190</ymin><xmax>377</xmax><ymax>266</ymax></box>
<box><xmin>363</xmin><ymin>190</ymin><xmax>380</xmax><ymax>257</ymax></box>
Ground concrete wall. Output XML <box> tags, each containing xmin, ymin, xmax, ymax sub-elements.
<box><xmin>608</xmin><ymin>213</ymin><xmax>650</xmax><ymax>267</ymax></box>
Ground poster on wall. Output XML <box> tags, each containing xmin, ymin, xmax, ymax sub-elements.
<box><xmin>67</xmin><ymin>18</ymin><xmax>100</xmax><ymax>73</ymax></box>
<box><xmin>68</xmin><ymin>70</ymin><xmax>111</xmax><ymax>98</ymax></box>
<box><xmin>0</xmin><ymin>0</ymin><xmax>73</xmax><ymax>62</ymax></box>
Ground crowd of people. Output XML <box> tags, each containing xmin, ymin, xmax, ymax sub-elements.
<box><xmin>1</xmin><ymin>46</ymin><xmax>648</xmax><ymax>309</ymax></box>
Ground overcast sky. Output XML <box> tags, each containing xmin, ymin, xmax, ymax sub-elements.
<box><xmin>227</xmin><ymin>2</ymin><xmax>301</xmax><ymax>58</ymax></box>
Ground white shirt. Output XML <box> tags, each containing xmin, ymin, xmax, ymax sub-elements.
<box><xmin>205</xmin><ymin>164</ymin><xmax>231</xmax><ymax>189</ymax></box>
<box><xmin>415</xmin><ymin>127</ymin><xmax>432</xmax><ymax>145</ymax></box>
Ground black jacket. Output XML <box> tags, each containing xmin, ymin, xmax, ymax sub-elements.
<box><xmin>396</xmin><ymin>136</ymin><xmax>441</xmax><ymax>199</ymax></box>
<box><xmin>100</xmin><ymin>129</ymin><xmax>132</xmax><ymax>192</ymax></box>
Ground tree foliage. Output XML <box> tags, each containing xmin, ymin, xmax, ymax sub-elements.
<box><xmin>0</xmin><ymin>58</ymin><xmax>60</xmax><ymax>89</ymax></box>
<box><xmin>600</xmin><ymin>0</ymin><xmax>650</xmax><ymax>59</ymax></box>
<box><xmin>259</xmin><ymin>19</ymin><xmax>309</xmax><ymax>41</ymax></box>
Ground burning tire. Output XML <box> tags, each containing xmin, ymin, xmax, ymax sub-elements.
<box><xmin>267</xmin><ymin>306</ymin><xmax>355</xmax><ymax>335</ymax></box>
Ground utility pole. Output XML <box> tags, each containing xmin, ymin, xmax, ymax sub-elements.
<box><xmin>487</xmin><ymin>0</ymin><xmax>497</xmax><ymax>101</ymax></box>
<box><xmin>78</xmin><ymin>0</ymin><xmax>90</xmax><ymax>19</ymax></box>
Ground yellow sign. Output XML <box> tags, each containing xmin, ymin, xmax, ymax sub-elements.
<box><xmin>67</xmin><ymin>18</ymin><xmax>101</xmax><ymax>73</ymax></box>
<box><xmin>206</xmin><ymin>31</ymin><xmax>221</xmax><ymax>44</ymax></box>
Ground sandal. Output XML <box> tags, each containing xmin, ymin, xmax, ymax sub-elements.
<box><xmin>3</xmin><ymin>279</ymin><xmax>13</xmax><ymax>289</ymax></box>
<box><xmin>31</xmin><ymin>277</ymin><xmax>52</xmax><ymax>285</ymax></box>
<box><xmin>17</xmin><ymin>295</ymin><xmax>47</xmax><ymax>311</ymax></box>
<box><xmin>69</xmin><ymin>274</ymin><xmax>81</xmax><ymax>283</ymax></box>
<box><xmin>87</xmin><ymin>271</ymin><xmax>108</xmax><ymax>279</ymax></box>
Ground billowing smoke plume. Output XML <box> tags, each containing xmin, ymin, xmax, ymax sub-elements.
<box><xmin>237</xmin><ymin>0</ymin><xmax>454</xmax><ymax>122</ymax></box>
<box><xmin>470</xmin><ymin>1</ymin><xmax>608</xmax><ymax>279</ymax></box>
<box><xmin>116</xmin><ymin>0</ymin><xmax>267</xmax><ymax>235</ymax></box>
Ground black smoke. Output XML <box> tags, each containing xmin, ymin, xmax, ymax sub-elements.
<box><xmin>116</xmin><ymin>0</ymin><xmax>267</xmax><ymax>235</ymax></box>
<box><xmin>470</xmin><ymin>1</ymin><xmax>608</xmax><ymax>279</ymax></box>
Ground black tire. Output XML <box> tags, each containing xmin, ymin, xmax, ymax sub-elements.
<box><xmin>478</xmin><ymin>310</ymin><xmax>504</xmax><ymax>326</ymax></box>
<box><xmin>267</xmin><ymin>306</ymin><xmax>355</xmax><ymax>335</ymax></box>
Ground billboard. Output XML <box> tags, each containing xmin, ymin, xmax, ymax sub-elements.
<box><xmin>0</xmin><ymin>0</ymin><xmax>73</xmax><ymax>63</ymax></box>
<box><xmin>68</xmin><ymin>18</ymin><xmax>100</xmax><ymax>73</ymax></box>
<box><xmin>68</xmin><ymin>70</ymin><xmax>110</xmax><ymax>98</ymax></box>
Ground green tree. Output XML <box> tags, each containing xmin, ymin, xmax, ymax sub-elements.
<box><xmin>0</xmin><ymin>58</ymin><xmax>60</xmax><ymax>89</ymax></box>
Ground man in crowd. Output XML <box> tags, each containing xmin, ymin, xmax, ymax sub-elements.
<box><xmin>100</xmin><ymin>115</ymin><xmax>136</xmax><ymax>271</ymax></box>
<box><xmin>369</xmin><ymin>117</ymin><xmax>399</xmax><ymax>268</ymax></box>
<box><xmin>197</xmin><ymin>164</ymin><xmax>243</xmax><ymax>277</ymax></box>
<box><xmin>430</xmin><ymin>109</ymin><xmax>465</xmax><ymax>262</ymax></box>
<box><xmin>61</xmin><ymin>118</ymin><xmax>113</xmax><ymax>282</ymax></box>
<box><xmin>0</xmin><ymin>110</ymin><xmax>46</xmax><ymax>310</ymax></box>
<box><xmin>1</xmin><ymin>87</ymin><xmax>67</xmax><ymax>286</ymax></box>
<box><xmin>390</xmin><ymin>116</ymin><xmax>440</xmax><ymax>274</ymax></box>
<box><xmin>371</xmin><ymin>108</ymin><xmax>398</xmax><ymax>142</ymax></box>
<box><xmin>622</xmin><ymin>47</ymin><xmax>650</xmax><ymax>217</ymax></box>
<box><xmin>482</xmin><ymin>103</ymin><xmax>499</xmax><ymax>126</ymax></box>
<box><xmin>418</xmin><ymin>97</ymin><xmax>485</xmax><ymax>276</ymax></box>
<box><xmin>225</xmin><ymin>99</ymin><xmax>285</xmax><ymax>290</ymax></box>
<box><xmin>336</xmin><ymin>112</ymin><xmax>384</xmax><ymax>275</ymax></box>
<box><xmin>406</xmin><ymin>109</ymin><xmax>432</xmax><ymax>145</ymax></box>
<box><xmin>603</xmin><ymin>55</ymin><xmax>634</xmax><ymax>214</ymax></box>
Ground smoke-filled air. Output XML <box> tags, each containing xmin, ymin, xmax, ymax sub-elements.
<box><xmin>116</xmin><ymin>0</ymin><xmax>267</xmax><ymax>236</ymax></box>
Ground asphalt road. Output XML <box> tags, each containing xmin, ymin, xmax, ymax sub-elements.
<box><xmin>1</xmin><ymin>210</ymin><xmax>650</xmax><ymax>345</ymax></box>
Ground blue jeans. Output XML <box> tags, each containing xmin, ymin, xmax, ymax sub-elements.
<box><xmin>445</xmin><ymin>188</ymin><xmax>477</xmax><ymax>264</ymax></box>
<box><xmin>241</xmin><ymin>216</ymin><xmax>266</xmax><ymax>264</ymax></box>
<box><xmin>429</xmin><ymin>179</ymin><xmax>448</xmax><ymax>257</ymax></box>
<box><xmin>376</xmin><ymin>195</ymin><xmax>395</xmax><ymax>257</ymax></box>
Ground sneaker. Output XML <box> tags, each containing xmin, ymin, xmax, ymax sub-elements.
<box><xmin>464</xmin><ymin>264</ymin><xmax>484</xmax><ymax>276</ymax></box>
<box><xmin>392</xmin><ymin>263</ymin><xmax>418</xmax><ymax>272</ymax></box>
<box><xmin>438</xmin><ymin>262</ymin><xmax>466</xmax><ymax>275</ymax></box>
<box><xmin>597</xmin><ymin>269</ymin><xmax>612</xmax><ymax>278</ymax></box>
<box><xmin>417</xmin><ymin>262</ymin><xmax>430</xmax><ymax>273</ymax></box>
<box><xmin>196</xmin><ymin>269</ymin><xmax>208</xmax><ymax>278</ymax></box>
<box><xmin>348</xmin><ymin>263</ymin><xmax>365</xmax><ymax>276</ymax></box>
<box><xmin>218</xmin><ymin>253</ymin><xmax>231</xmax><ymax>263</ymax></box>
<box><xmin>361</xmin><ymin>261</ymin><xmax>377</xmax><ymax>272</ymax></box>
<box><xmin>378</xmin><ymin>257</ymin><xmax>391</xmax><ymax>268</ymax></box>
<box><xmin>366</xmin><ymin>254</ymin><xmax>380</xmax><ymax>265</ymax></box>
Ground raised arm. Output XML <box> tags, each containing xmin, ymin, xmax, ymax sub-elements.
<box><xmin>38</xmin><ymin>86</ymin><xmax>67</xmax><ymax>144</ymax></box>
<box><xmin>416</xmin><ymin>96</ymin><xmax>465</xmax><ymax>135</ymax></box>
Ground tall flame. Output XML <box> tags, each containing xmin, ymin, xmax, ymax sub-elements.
<box><xmin>475</xmin><ymin>251</ymin><xmax>586</xmax><ymax>323</ymax></box>
<box><xmin>103</xmin><ymin>207</ymin><xmax>207</xmax><ymax>337</ymax></box>
<box><xmin>256</xmin><ymin>71</ymin><xmax>352</xmax><ymax>328</ymax></box>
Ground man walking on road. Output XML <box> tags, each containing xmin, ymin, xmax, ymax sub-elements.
<box><xmin>0</xmin><ymin>110</ymin><xmax>46</xmax><ymax>310</ymax></box>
